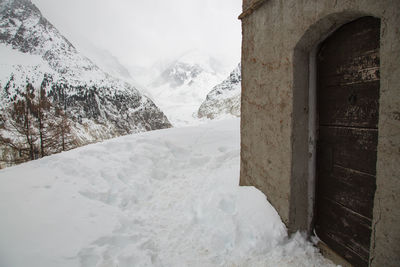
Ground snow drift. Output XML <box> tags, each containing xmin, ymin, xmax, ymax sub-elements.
<box><xmin>0</xmin><ymin>119</ymin><xmax>334</xmax><ymax>267</ymax></box>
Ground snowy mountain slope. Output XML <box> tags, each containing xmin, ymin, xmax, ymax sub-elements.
<box><xmin>146</xmin><ymin>50</ymin><xmax>227</xmax><ymax>127</ymax></box>
<box><xmin>198</xmin><ymin>63</ymin><xmax>241</xmax><ymax>119</ymax></box>
<box><xmin>0</xmin><ymin>119</ymin><xmax>335</xmax><ymax>267</ymax></box>
<box><xmin>0</xmin><ymin>0</ymin><xmax>171</xmax><ymax>144</ymax></box>
<box><xmin>74</xmin><ymin>40</ymin><xmax>135</xmax><ymax>84</ymax></box>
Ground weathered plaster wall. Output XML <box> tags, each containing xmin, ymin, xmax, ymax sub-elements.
<box><xmin>239</xmin><ymin>0</ymin><xmax>400</xmax><ymax>266</ymax></box>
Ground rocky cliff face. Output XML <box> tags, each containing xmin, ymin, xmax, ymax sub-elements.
<box><xmin>0</xmin><ymin>0</ymin><xmax>171</xmax><ymax>166</ymax></box>
<box><xmin>0</xmin><ymin>0</ymin><xmax>171</xmax><ymax>138</ymax></box>
<box><xmin>198</xmin><ymin>64</ymin><xmax>241</xmax><ymax>119</ymax></box>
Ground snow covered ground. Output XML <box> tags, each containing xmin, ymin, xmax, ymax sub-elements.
<box><xmin>0</xmin><ymin>119</ymin><xmax>335</xmax><ymax>267</ymax></box>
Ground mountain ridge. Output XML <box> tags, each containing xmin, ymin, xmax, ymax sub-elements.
<box><xmin>0</xmin><ymin>0</ymin><xmax>171</xmax><ymax>166</ymax></box>
<box><xmin>198</xmin><ymin>63</ymin><xmax>241</xmax><ymax>119</ymax></box>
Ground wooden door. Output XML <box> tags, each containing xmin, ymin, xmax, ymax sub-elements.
<box><xmin>315</xmin><ymin>17</ymin><xmax>380</xmax><ymax>266</ymax></box>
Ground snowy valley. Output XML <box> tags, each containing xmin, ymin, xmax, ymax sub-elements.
<box><xmin>0</xmin><ymin>0</ymin><xmax>243</xmax><ymax>167</ymax></box>
<box><xmin>144</xmin><ymin>50</ymin><xmax>230</xmax><ymax>127</ymax></box>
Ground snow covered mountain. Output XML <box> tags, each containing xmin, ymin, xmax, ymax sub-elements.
<box><xmin>146</xmin><ymin>50</ymin><xmax>226</xmax><ymax>127</ymax></box>
<box><xmin>76</xmin><ymin>41</ymin><xmax>134</xmax><ymax>84</ymax></box>
<box><xmin>0</xmin><ymin>0</ymin><xmax>171</xmax><ymax>164</ymax></box>
<box><xmin>198</xmin><ymin>63</ymin><xmax>241</xmax><ymax>119</ymax></box>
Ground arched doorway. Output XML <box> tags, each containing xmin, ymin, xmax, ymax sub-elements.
<box><xmin>314</xmin><ymin>16</ymin><xmax>380</xmax><ymax>266</ymax></box>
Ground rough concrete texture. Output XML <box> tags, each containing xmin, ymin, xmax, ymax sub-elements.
<box><xmin>239</xmin><ymin>0</ymin><xmax>400</xmax><ymax>266</ymax></box>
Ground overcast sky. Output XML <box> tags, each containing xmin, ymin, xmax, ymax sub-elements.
<box><xmin>31</xmin><ymin>0</ymin><xmax>242</xmax><ymax>70</ymax></box>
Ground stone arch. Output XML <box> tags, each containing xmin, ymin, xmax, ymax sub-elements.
<box><xmin>289</xmin><ymin>11</ymin><xmax>381</xmax><ymax>234</ymax></box>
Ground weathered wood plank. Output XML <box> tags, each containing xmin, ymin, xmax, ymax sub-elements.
<box><xmin>318</xmin><ymin>81</ymin><xmax>380</xmax><ymax>128</ymax></box>
<box><xmin>318</xmin><ymin>17</ymin><xmax>380</xmax><ymax>64</ymax></box>
<box><xmin>315</xmin><ymin>198</ymin><xmax>372</xmax><ymax>266</ymax></box>
<box><xmin>319</xmin><ymin>126</ymin><xmax>378</xmax><ymax>175</ymax></box>
<box><xmin>318</xmin><ymin>164</ymin><xmax>376</xmax><ymax>219</ymax></box>
<box><xmin>319</xmin><ymin>51</ymin><xmax>380</xmax><ymax>86</ymax></box>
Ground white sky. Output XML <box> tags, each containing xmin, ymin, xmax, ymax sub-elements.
<box><xmin>31</xmin><ymin>0</ymin><xmax>242</xmax><ymax>70</ymax></box>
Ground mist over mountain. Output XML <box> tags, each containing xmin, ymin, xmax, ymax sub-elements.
<box><xmin>144</xmin><ymin>50</ymin><xmax>228</xmax><ymax>127</ymax></box>
<box><xmin>75</xmin><ymin>41</ymin><xmax>134</xmax><ymax>84</ymax></box>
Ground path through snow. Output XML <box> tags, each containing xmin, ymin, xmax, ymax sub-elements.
<box><xmin>0</xmin><ymin>119</ymin><xmax>335</xmax><ymax>267</ymax></box>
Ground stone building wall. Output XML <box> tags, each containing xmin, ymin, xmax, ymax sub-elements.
<box><xmin>239</xmin><ymin>0</ymin><xmax>400</xmax><ymax>266</ymax></box>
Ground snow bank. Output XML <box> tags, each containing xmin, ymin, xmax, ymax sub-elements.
<box><xmin>0</xmin><ymin>119</ymin><xmax>335</xmax><ymax>267</ymax></box>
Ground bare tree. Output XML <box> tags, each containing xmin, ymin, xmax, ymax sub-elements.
<box><xmin>0</xmin><ymin>83</ymin><xmax>39</xmax><ymax>163</ymax></box>
<box><xmin>0</xmin><ymin>81</ymin><xmax>77</xmax><ymax>165</ymax></box>
<box><xmin>53</xmin><ymin>107</ymin><xmax>75</xmax><ymax>152</ymax></box>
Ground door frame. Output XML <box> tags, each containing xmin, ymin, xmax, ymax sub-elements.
<box><xmin>307</xmin><ymin>16</ymin><xmax>380</xmax><ymax>265</ymax></box>
<box><xmin>290</xmin><ymin>13</ymin><xmax>381</xmax><ymax>234</ymax></box>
